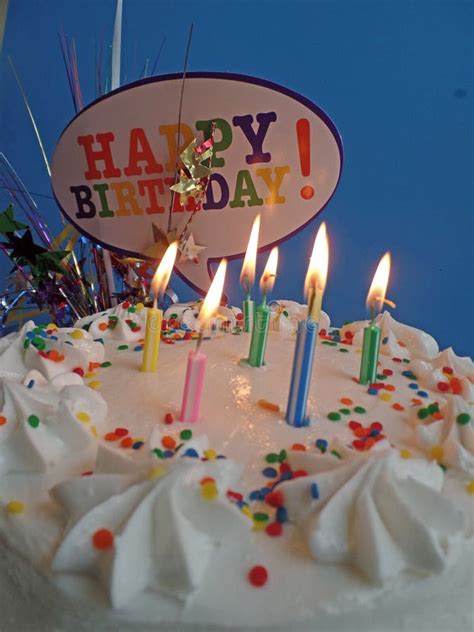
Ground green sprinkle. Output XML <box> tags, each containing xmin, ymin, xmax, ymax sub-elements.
<box><xmin>117</xmin><ymin>344</ymin><xmax>129</xmax><ymax>351</ymax></box>
<box><xmin>101</xmin><ymin>361</ymin><xmax>112</xmax><ymax>368</ymax></box>
<box><xmin>128</xmin><ymin>306</ymin><xmax>136</xmax><ymax>313</ymax></box>
<box><xmin>322</xmin><ymin>341</ymin><xmax>337</xmax><ymax>347</ymax></box>
<box><xmin>278</xmin><ymin>449</ymin><xmax>287</xmax><ymax>462</ymax></box>
<box><xmin>331</xmin><ymin>450</ymin><xmax>342</xmax><ymax>459</ymax></box>
<box><xmin>23</xmin><ymin>339</ymin><xmax>30</xmax><ymax>349</ymax></box>
<box><xmin>33</xmin><ymin>327</ymin><xmax>43</xmax><ymax>334</ymax></box>
<box><xmin>456</xmin><ymin>413</ymin><xmax>471</xmax><ymax>426</ymax></box>
<box><xmin>417</xmin><ymin>408</ymin><xmax>430</xmax><ymax>420</ymax></box>
<box><xmin>428</xmin><ymin>403</ymin><xmax>439</xmax><ymax>415</ymax></box>
<box><xmin>402</xmin><ymin>359</ymin><xmax>410</xmax><ymax>363</ymax></box>
<box><xmin>328</xmin><ymin>412</ymin><xmax>341</xmax><ymax>421</ymax></box>
<box><xmin>265</xmin><ymin>453</ymin><xmax>280</xmax><ymax>463</ymax></box>
<box><xmin>376</xmin><ymin>374</ymin><xmax>387</xmax><ymax>380</ymax></box>
<box><xmin>339</xmin><ymin>348</ymin><xmax>349</xmax><ymax>353</ymax></box>
<box><xmin>153</xmin><ymin>448</ymin><xmax>165</xmax><ymax>459</ymax></box>
<box><xmin>169</xmin><ymin>313</ymin><xmax>178</xmax><ymax>320</ymax></box>
<box><xmin>253</xmin><ymin>512</ymin><xmax>269</xmax><ymax>522</ymax></box>
<box><xmin>438</xmin><ymin>463</ymin><xmax>447</xmax><ymax>472</ymax></box>
<box><xmin>82</xmin><ymin>323</ymin><xmax>91</xmax><ymax>332</ymax></box>
<box><xmin>180</xmin><ymin>429</ymin><xmax>193</xmax><ymax>440</ymax></box>
<box><xmin>32</xmin><ymin>337</ymin><xmax>46</xmax><ymax>350</ymax></box>
<box><xmin>353</xmin><ymin>406</ymin><xmax>366</xmax><ymax>414</ymax></box>
<box><xmin>27</xmin><ymin>414</ymin><xmax>40</xmax><ymax>428</ymax></box>
<box><xmin>339</xmin><ymin>408</ymin><xmax>351</xmax><ymax>415</ymax></box>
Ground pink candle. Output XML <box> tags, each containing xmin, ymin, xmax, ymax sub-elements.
<box><xmin>178</xmin><ymin>259</ymin><xmax>227</xmax><ymax>424</ymax></box>
<box><xmin>179</xmin><ymin>350</ymin><xmax>207</xmax><ymax>423</ymax></box>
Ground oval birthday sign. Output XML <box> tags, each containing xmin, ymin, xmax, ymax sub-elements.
<box><xmin>51</xmin><ymin>72</ymin><xmax>343</xmax><ymax>294</ymax></box>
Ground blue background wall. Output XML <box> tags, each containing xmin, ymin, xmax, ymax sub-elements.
<box><xmin>0</xmin><ymin>0</ymin><xmax>472</xmax><ymax>355</ymax></box>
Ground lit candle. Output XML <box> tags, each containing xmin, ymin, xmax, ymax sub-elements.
<box><xmin>240</xmin><ymin>214</ymin><xmax>260</xmax><ymax>332</ymax></box>
<box><xmin>141</xmin><ymin>242</ymin><xmax>178</xmax><ymax>372</ymax></box>
<box><xmin>179</xmin><ymin>259</ymin><xmax>227</xmax><ymax>423</ymax></box>
<box><xmin>286</xmin><ymin>223</ymin><xmax>329</xmax><ymax>427</ymax></box>
<box><xmin>359</xmin><ymin>252</ymin><xmax>391</xmax><ymax>385</ymax></box>
<box><xmin>246</xmin><ymin>247</ymin><xmax>278</xmax><ymax>367</ymax></box>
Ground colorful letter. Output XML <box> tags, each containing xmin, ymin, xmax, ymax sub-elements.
<box><xmin>70</xmin><ymin>185</ymin><xmax>96</xmax><ymax>219</ymax></box>
<box><xmin>138</xmin><ymin>179</ymin><xmax>165</xmax><ymax>214</ymax></box>
<box><xmin>232</xmin><ymin>112</ymin><xmax>277</xmax><ymax>164</ymax></box>
<box><xmin>203</xmin><ymin>174</ymin><xmax>229</xmax><ymax>210</ymax></box>
<box><xmin>159</xmin><ymin>124</ymin><xmax>194</xmax><ymax>172</ymax></box>
<box><xmin>195</xmin><ymin>118</ymin><xmax>232</xmax><ymax>168</ymax></box>
<box><xmin>255</xmin><ymin>166</ymin><xmax>290</xmax><ymax>205</ymax></box>
<box><xmin>92</xmin><ymin>183</ymin><xmax>114</xmax><ymax>218</ymax></box>
<box><xmin>77</xmin><ymin>133</ymin><xmax>121</xmax><ymax>180</ymax></box>
<box><xmin>229</xmin><ymin>170</ymin><xmax>263</xmax><ymax>208</ymax></box>
<box><xmin>124</xmin><ymin>128</ymin><xmax>163</xmax><ymax>177</ymax></box>
<box><xmin>110</xmin><ymin>181</ymin><xmax>143</xmax><ymax>216</ymax></box>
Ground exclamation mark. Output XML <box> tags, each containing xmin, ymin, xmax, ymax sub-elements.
<box><xmin>296</xmin><ymin>118</ymin><xmax>315</xmax><ymax>200</ymax></box>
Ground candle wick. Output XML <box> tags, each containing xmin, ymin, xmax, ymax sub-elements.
<box><xmin>195</xmin><ymin>328</ymin><xmax>204</xmax><ymax>353</ymax></box>
<box><xmin>307</xmin><ymin>287</ymin><xmax>315</xmax><ymax>318</ymax></box>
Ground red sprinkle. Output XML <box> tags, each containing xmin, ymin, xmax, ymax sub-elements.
<box><xmin>292</xmin><ymin>469</ymin><xmax>308</xmax><ymax>479</ymax></box>
<box><xmin>382</xmin><ymin>369</ymin><xmax>393</xmax><ymax>376</ymax></box>
<box><xmin>164</xmin><ymin>413</ymin><xmax>174</xmax><ymax>425</ymax></box>
<box><xmin>227</xmin><ymin>490</ymin><xmax>243</xmax><ymax>502</ymax></box>
<box><xmin>279</xmin><ymin>462</ymin><xmax>291</xmax><ymax>474</ymax></box>
<box><xmin>92</xmin><ymin>528</ymin><xmax>114</xmax><ymax>550</ymax></box>
<box><xmin>437</xmin><ymin>382</ymin><xmax>449</xmax><ymax>392</ymax></box>
<box><xmin>349</xmin><ymin>420</ymin><xmax>362</xmax><ymax>430</ymax></box>
<box><xmin>370</xmin><ymin>422</ymin><xmax>383</xmax><ymax>431</ymax></box>
<box><xmin>265</xmin><ymin>490</ymin><xmax>284</xmax><ymax>508</ymax></box>
<box><xmin>291</xmin><ymin>443</ymin><xmax>306</xmax><ymax>452</ymax></box>
<box><xmin>392</xmin><ymin>357</ymin><xmax>402</xmax><ymax>363</ymax></box>
<box><xmin>73</xmin><ymin>367</ymin><xmax>84</xmax><ymax>377</ymax></box>
<box><xmin>442</xmin><ymin>366</ymin><xmax>453</xmax><ymax>375</ymax></box>
<box><xmin>248</xmin><ymin>565</ymin><xmax>268</xmax><ymax>587</ymax></box>
<box><xmin>114</xmin><ymin>427</ymin><xmax>128</xmax><ymax>437</ymax></box>
<box><xmin>450</xmin><ymin>378</ymin><xmax>462</xmax><ymax>394</ymax></box>
<box><xmin>265</xmin><ymin>522</ymin><xmax>283</xmax><ymax>537</ymax></box>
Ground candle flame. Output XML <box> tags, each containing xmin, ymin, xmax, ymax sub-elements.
<box><xmin>198</xmin><ymin>258</ymin><xmax>227</xmax><ymax>326</ymax></box>
<box><xmin>367</xmin><ymin>252</ymin><xmax>391</xmax><ymax>315</ymax></box>
<box><xmin>304</xmin><ymin>222</ymin><xmax>329</xmax><ymax>300</ymax></box>
<box><xmin>260</xmin><ymin>247</ymin><xmax>278</xmax><ymax>295</ymax></box>
<box><xmin>151</xmin><ymin>241</ymin><xmax>178</xmax><ymax>298</ymax></box>
<box><xmin>240</xmin><ymin>214</ymin><xmax>260</xmax><ymax>292</ymax></box>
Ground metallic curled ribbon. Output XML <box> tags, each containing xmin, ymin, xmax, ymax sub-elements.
<box><xmin>169</xmin><ymin>130</ymin><xmax>215</xmax><ymax>207</ymax></box>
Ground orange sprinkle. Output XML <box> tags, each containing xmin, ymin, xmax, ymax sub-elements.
<box><xmin>384</xmin><ymin>384</ymin><xmax>395</xmax><ymax>392</ymax></box>
<box><xmin>98</xmin><ymin>323</ymin><xmax>108</xmax><ymax>331</ymax></box>
<box><xmin>392</xmin><ymin>403</ymin><xmax>405</xmax><ymax>411</ymax></box>
<box><xmin>432</xmin><ymin>412</ymin><xmax>444</xmax><ymax>420</ymax></box>
<box><xmin>49</xmin><ymin>349</ymin><xmax>59</xmax><ymax>361</ymax></box>
<box><xmin>161</xmin><ymin>436</ymin><xmax>176</xmax><ymax>450</ymax></box>
<box><xmin>450</xmin><ymin>378</ymin><xmax>462</xmax><ymax>394</ymax></box>
<box><xmin>411</xmin><ymin>398</ymin><xmax>423</xmax><ymax>406</ymax></box>
<box><xmin>364</xmin><ymin>437</ymin><xmax>376</xmax><ymax>449</ymax></box>
<box><xmin>105</xmin><ymin>432</ymin><xmax>119</xmax><ymax>442</ymax></box>
<box><xmin>257</xmin><ymin>399</ymin><xmax>280</xmax><ymax>413</ymax></box>
<box><xmin>200</xmin><ymin>476</ymin><xmax>216</xmax><ymax>486</ymax></box>
<box><xmin>291</xmin><ymin>443</ymin><xmax>306</xmax><ymax>451</ymax></box>
<box><xmin>340</xmin><ymin>397</ymin><xmax>353</xmax><ymax>406</ymax></box>
<box><xmin>120</xmin><ymin>437</ymin><xmax>133</xmax><ymax>448</ymax></box>
<box><xmin>92</xmin><ymin>528</ymin><xmax>114</xmax><ymax>550</ymax></box>
<box><xmin>89</xmin><ymin>362</ymin><xmax>102</xmax><ymax>370</ymax></box>
<box><xmin>354</xmin><ymin>427</ymin><xmax>367</xmax><ymax>438</ymax></box>
<box><xmin>0</xmin><ymin>415</ymin><xmax>6</xmax><ymax>426</ymax></box>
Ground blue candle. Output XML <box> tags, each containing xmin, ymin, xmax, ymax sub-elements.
<box><xmin>286</xmin><ymin>318</ymin><xmax>318</xmax><ymax>427</ymax></box>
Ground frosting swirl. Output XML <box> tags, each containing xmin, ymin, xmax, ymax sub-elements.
<box><xmin>268</xmin><ymin>299</ymin><xmax>330</xmax><ymax>334</ymax></box>
<box><xmin>75</xmin><ymin>303</ymin><xmax>147</xmax><ymax>342</ymax></box>
<box><xmin>281</xmin><ymin>447</ymin><xmax>465</xmax><ymax>584</ymax></box>
<box><xmin>51</xmin><ymin>459</ymin><xmax>250</xmax><ymax>607</ymax></box>
<box><xmin>411</xmin><ymin>347</ymin><xmax>474</xmax><ymax>402</ymax></box>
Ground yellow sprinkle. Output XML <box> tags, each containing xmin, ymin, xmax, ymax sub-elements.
<box><xmin>88</xmin><ymin>381</ymin><xmax>102</xmax><ymax>390</ymax></box>
<box><xmin>90</xmin><ymin>425</ymin><xmax>98</xmax><ymax>438</ymax></box>
<box><xmin>6</xmin><ymin>500</ymin><xmax>25</xmax><ymax>514</ymax></box>
<box><xmin>253</xmin><ymin>520</ymin><xmax>267</xmax><ymax>531</ymax></box>
<box><xmin>399</xmin><ymin>449</ymin><xmax>412</xmax><ymax>459</ymax></box>
<box><xmin>240</xmin><ymin>506</ymin><xmax>253</xmax><ymax>519</ymax></box>
<box><xmin>46</xmin><ymin>323</ymin><xmax>57</xmax><ymax>330</ymax></box>
<box><xmin>203</xmin><ymin>449</ymin><xmax>217</xmax><ymax>460</ymax></box>
<box><xmin>466</xmin><ymin>481</ymin><xmax>474</xmax><ymax>494</ymax></box>
<box><xmin>136</xmin><ymin>303</ymin><xmax>144</xmax><ymax>312</ymax></box>
<box><xmin>85</xmin><ymin>372</ymin><xmax>96</xmax><ymax>379</ymax></box>
<box><xmin>148</xmin><ymin>465</ymin><xmax>166</xmax><ymax>480</ymax></box>
<box><xmin>355</xmin><ymin>348</ymin><xmax>362</xmax><ymax>354</ymax></box>
<box><xmin>429</xmin><ymin>445</ymin><xmax>444</xmax><ymax>461</ymax></box>
<box><xmin>70</xmin><ymin>329</ymin><xmax>84</xmax><ymax>340</ymax></box>
<box><xmin>201</xmin><ymin>481</ymin><xmax>218</xmax><ymax>500</ymax></box>
<box><xmin>76</xmin><ymin>411</ymin><xmax>90</xmax><ymax>423</ymax></box>
<box><xmin>380</xmin><ymin>392</ymin><xmax>392</xmax><ymax>402</ymax></box>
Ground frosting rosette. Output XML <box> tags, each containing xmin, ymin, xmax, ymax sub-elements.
<box><xmin>341</xmin><ymin>312</ymin><xmax>439</xmax><ymax>360</ymax></box>
<box><xmin>75</xmin><ymin>302</ymin><xmax>147</xmax><ymax>342</ymax></box>
<box><xmin>164</xmin><ymin>301</ymin><xmax>242</xmax><ymax>331</ymax></box>
<box><xmin>409</xmin><ymin>396</ymin><xmax>474</xmax><ymax>475</ymax></box>
<box><xmin>0</xmin><ymin>321</ymin><xmax>104</xmax><ymax>381</ymax></box>
<box><xmin>51</xmin><ymin>459</ymin><xmax>250</xmax><ymax>607</ymax></box>
<box><xmin>411</xmin><ymin>347</ymin><xmax>474</xmax><ymax>402</ymax></box>
<box><xmin>268</xmin><ymin>299</ymin><xmax>330</xmax><ymax>334</ymax></box>
<box><xmin>0</xmin><ymin>371</ymin><xmax>106</xmax><ymax>480</ymax></box>
<box><xmin>280</xmin><ymin>447</ymin><xmax>466</xmax><ymax>584</ymax></box>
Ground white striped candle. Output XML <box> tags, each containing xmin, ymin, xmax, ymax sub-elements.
<box><xmin>286</xmin><ymin>318</ymin><xmax>318</xmax><ymax>427</ymax></box>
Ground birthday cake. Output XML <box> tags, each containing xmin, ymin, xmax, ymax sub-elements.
<box><xmin>0</xmin><ymin>300</ymin><xmax>473</xmax><ymax>632</ymax></box>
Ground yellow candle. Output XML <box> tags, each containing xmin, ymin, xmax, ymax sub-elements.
<box><xmin>140</xmin><ymin>242</ymin><xmax>178</xmax><ymax>373</ymax></box>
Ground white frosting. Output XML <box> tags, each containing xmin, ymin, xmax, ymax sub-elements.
<box><xmin>341</xmin><ymin>311</ymin><xmax>439</xmax><ymax>360</ymax></box>
<box><xmin>282</xmin><ymin>447</ymin><xmax>466</xmax><ymax>584</ymax></box>
<box><xmin>51</xmin><ymin>459</ymin><xmax>250</xmax><ymax>607</ymax></box>
<box><xmin>411</xmin><ymin>347</ymin><xmax>474</xmax><ymax>402</ymax></box>
<box><xmin>0</xmin><ymin>321</ymin><xmax>104</xmax><ymax>381</ymax></box>
<box><xmin>268</xmin><ymin>299</ymin><xmax>330</xmax><ymax>333</ymax></box>
<box><xmin>409</xmin><ymin>396</ymin><xmax>474</xmax><ymax>475</ymax></box>
<box><xmin>0</xmin><ymin>372</ymin><xmax>106</xmax><ymax>479</ymax></box>
<box><xmin>164</xmin><ymin>301</ymin><xmax>242</xmax><ymax>331</ymax></box>
<box><xmin>75</xmin><ymin>303</ymin><xmax>147</xmax><ymax>342</ymax></box>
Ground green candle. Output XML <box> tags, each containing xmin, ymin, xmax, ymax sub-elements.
<box><xmin>359</xmin><ymin>321</ymin><xmax>381</xmax><ymax>384</ymax></box>
<box><xmin>248</xmin><ymin>296</ymin><xmax>270</xmax><ymax>367</ymax></box>
<box><xmin>243</xmin><ymin>294</ymin><xmax>255</xmax><ymax>333</ymax></box>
